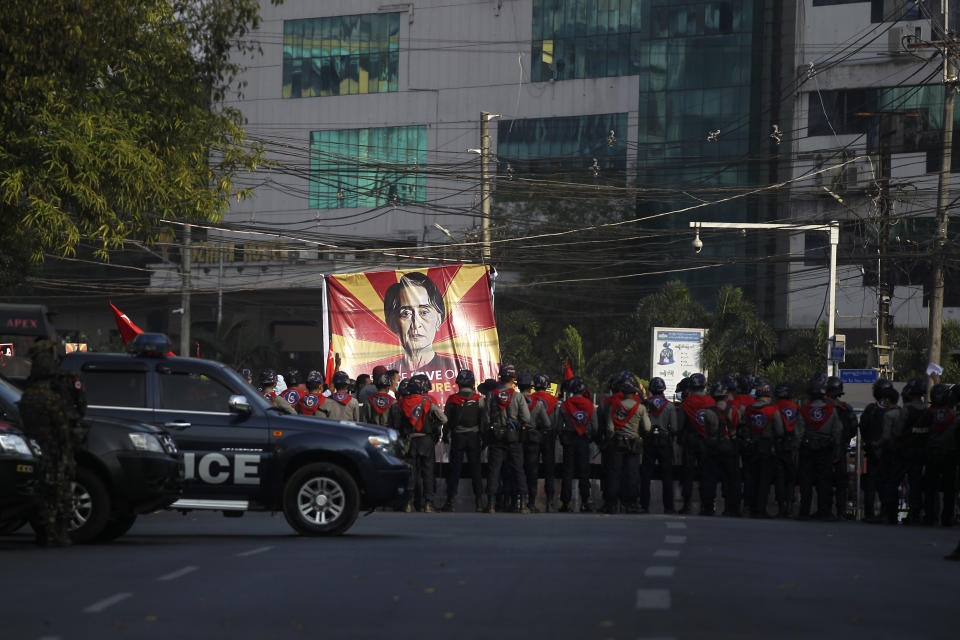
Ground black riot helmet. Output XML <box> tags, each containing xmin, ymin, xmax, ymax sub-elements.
<box><xmin>649</xmin><ymin>377</ymin><xmax>666</xmax><ymax>395</ymax></box>
<box><xmin>736</xmin><ymin>375</ymin><xmax>754</xmax><ymax>395</ymax></box>
<box><xmin>567</xmin><ymin>376</ymin><xmax>587</xmax><ymax>396</ymax></box>
<box><xmin>774</xmin><ymin>381</ymin><xmax>793</xmax><ymax>400</ymax></box>
<box><xmin>882</xmin><ymin>387</ymin><xmax>900</xmax><ymax>406</ymax></box>
<box><xmin>688</xmin><ymin>373</ymin><xmax>707</xmax><ymax>390</ymax></box>
<box><xmin>533</xmin><ymin>373</ymin><xmax>550</xmax><ymax>390</ymax></box>
<box><xmin>375</xmin><ymin>371</ymin><xmax>392</xmax><ymax>388</ymax></box>
<box><xmin>332</xmin><ymin>371</ymin><xmax>350</xmax><ymax>387</ymax></box>
<box><xmin>755</xmin><ymin>379</ymin><xmax>773</xmax><ymax>398</ymax></box>
<box><xmin>517</xmin><ymin>372</ymin><xmax>534</xmax><ymax>390</ymax></box>
<box><xmin>259</xmin><ymin>369</ymin><xmax>277</xmax><ymax>387</ymax></box>
<box><xmin>456</xmin><ymin>369</ymin><xmax>476</xmax><ymax>388</ymax></box>
<box><xmin>807</xmin><ymin>377</ymin><xmax>826</xmax><ymax>398</ymax></box>
<box><xmin>411</xmin><ymin>374</ymin><xmax>430</xmax><ymax>395</ymax></box>
<box><xmin>286</xmin><ymin>369</ymin><xmax>301</xmax><ymax>386</ymax></box>
<box><xmin>903</xmin><ymin>378</ymin><xmax>926</xmax><ymax>400</ymax></box>
<box><xmin>619</xmin><ymin>373</ymin><xmax>640</xmax><ymax>395</ymax></box>
<box><xmin>930</xmin><ymin>383</ymin><xmax>951</xmax><ymax>406</ymax></box>
<box><xmin>950</xmin><ymin>384</ymin><xmax>960</xmax><ymax>407</ymax></box>
<box><xmin>675</xmin><ymin>377</ymin><xmax>690</xmax><ymax>398</ymax></box>
<box><xmin>872</xmin><ymin>378</ymin><xmax>894</xmax><ymax>402</ymax></box>
<box><xmin>709</xmin><ymin>382</ymin><xmax>728</xmax><ymax>399</ymax></box>
<box><xmin>825</xmin><ymin>376</ymin><xmax>844</xmax><ymax>398</ymax></box>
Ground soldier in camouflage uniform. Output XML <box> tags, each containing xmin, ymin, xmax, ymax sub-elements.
<box><xmin>19</xmin><ymin>340</ymin><xmax>87</xmax><ymax>547</ymax></box>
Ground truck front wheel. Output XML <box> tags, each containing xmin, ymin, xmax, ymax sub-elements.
<box><xmin>282</xmin><ymin>463</ymin><xmax>359</xmax><ymax>536</ymax></box>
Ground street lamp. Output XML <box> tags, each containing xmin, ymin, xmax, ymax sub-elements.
<box><xmin>689</xmin><ymin>220</ymin><xmax>841</xmax><ymax>377</ymax></box>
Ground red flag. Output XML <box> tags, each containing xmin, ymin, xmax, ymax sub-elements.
<box><xmin>325</xmin><ymin>343</ymin><xmax>335</xmax><ymax>385</ymax></box>
<box><xmin>563</xmin><ymin>360</ymin><xmax>575</xmax><ymax>381</ymax></box>
<box><xmin>110</xmin><ymin>302</ymin><xmax>144</xmax><ymax>343</ymax></box>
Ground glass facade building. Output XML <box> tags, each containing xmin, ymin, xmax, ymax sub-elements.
<box><xmin>283</xmin><ymin>13</ymin><xmax>400</xmax><ymax>98</ymax></box>
<box><xmin>309</xmin><ymin>125</ymin><xmax>427</xmax><ymax>210</ymax></box>
<box><xmin>531</xmin><ymin>0</ymin><xmax>645</xmax><ymax>81</ymax></box>
<box><xmin>497</xmin><ymin>113</ymin><xmax>628</xmax><ymax>176</ymax></box>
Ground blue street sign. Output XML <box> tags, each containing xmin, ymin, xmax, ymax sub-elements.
<box><xmin>829</xmin><ymin>345</ymin><xmax>845</xmax><ymax>362</ymax></box>
<box><xmin>840</xmin><ymin>369</ymin><xmax>879</xmax><ymax>384</ymax></box>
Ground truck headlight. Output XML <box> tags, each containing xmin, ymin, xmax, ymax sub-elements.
<box><xmin>0</xmin><ymin>434</ymin><xmax>32</xmax><ymax>456</ymax></box>
<box><xmin>128</xmin><ymin>433</ymin><xmax>164</xmax><ymax>452</ymax></box>
<box><xmin>368</xmin><ymin>435</ymin><xmax>393</xmax><ymax>450</ymax></box>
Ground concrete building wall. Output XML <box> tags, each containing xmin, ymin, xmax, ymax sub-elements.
<box><xmin>788</xmin><ymin>0</ymin><xmax>957</xmax><ymax>331</ymax></box>
<box><xmin>221</xmin><ymin>0</ymin><xmax>639</xmax><ymax>249</ymax></box>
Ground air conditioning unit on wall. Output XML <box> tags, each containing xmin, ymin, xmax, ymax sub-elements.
<box><xmin>889</xmin><ymin>22</ymin><xmax>930</xmax><ymax>55</ymax></box>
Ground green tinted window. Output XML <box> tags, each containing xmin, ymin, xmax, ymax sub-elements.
<box><xmin>283</xmin><ymin>13</ymin><xmax>401</xmax><ymax>98</ymax></box>
<box><xmin>309</xmin><ymin>125</ymin><xmax>427</xmax><ymax>209</ymax></box>
<box><xmin>496</xmin><ymin>113</ymin><xmax>627</xmax><ymax>192</ymax></box>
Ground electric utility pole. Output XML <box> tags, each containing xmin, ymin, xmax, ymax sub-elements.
<box><xmin>929</xmin><ymin>1</ymin><xmax>955</xmax><ymax>370</ymax></box>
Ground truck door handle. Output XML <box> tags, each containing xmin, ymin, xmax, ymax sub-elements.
<box><xmin>164</xmin><ymin>421</ymin><xmax>191</xmax><ymax>430</ymax></box>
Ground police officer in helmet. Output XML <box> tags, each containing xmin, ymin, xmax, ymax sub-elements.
<box><xmin>679</xmin><ymin>373</ymin><xmax>716</xmax><ymax>515</ymax></box>
<box><xmin>640</xmin><ymin>377</ymin><xmax>678</xmax><ymax>514</ymax></box>
<box><xmin>483</xmin><ymin>364</ymin><xmax>531</xmax><ymax>514</ymax></box>
<box><xmin>391</xmin><ymin>375</ymin><xmax>447</xmax><ymax>512</ymax></box>
<box><xmin>441</xmin><ymin>370</ymin><xmax>486</xmax><ymax>512</ymax></box>
<box><xmin>326</xmin><ymin>371</ymin><xmax>361</xmax><ymax>422</ymax></box>
<box><xmin>773</xmin><ymin>381</ymin><xmax>800</xmax><ymax>518</ymax></box>
<box><xmin>824</xmin><ymin>376</ymin><xmax>857</xmax><ymax>520</ymax></box>
<box><xmin>260</xmin><ymin>370</ymin><xmax>296</xmax><ymax>414</ymax></box>
<box><xmin>796</xmin><ymin>378</ymin><xmax>843</xmax><ymax>521</ymax></box>
<box><xmin>705</xmin><ymin>381</ymin><xmax>741</xmax><ymax>517</ymax></box>
<box><xmin>922</xmin><ymin>383</ymin><xmax>958</xmax><ymax>526</ymax></box>
<box><xmin>558</xmin><ymin>376</ymin><xmax>596</xmax><ymax>512</ymax></box>
<box><xmin>858</xmin><ymin>378</ymin><xmax>894</xmax><ymax>522</ymax></box>
<box><xmin>742</xmin><ymin>380</ymin><xmax>784</xmax><ymax>518</ymax></box>
<box><xmin>601</xmin><ymin>372</ymin><xmax>650</xmax><ymax>514</ymax></box>
<box><xmin>361</xmin><ymin>371</ymin><xmax>395</xmax><ymax>426</ymax></box>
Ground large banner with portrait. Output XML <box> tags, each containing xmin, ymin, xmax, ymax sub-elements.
<box><xmin>327</xmin><ymin>265</ymin><xmax>500</xmax><ymax>403</ymax></box>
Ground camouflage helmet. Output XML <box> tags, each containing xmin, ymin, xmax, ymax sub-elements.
<box><xmin>455</xmin><ymin>369</ymin><xmax>476</xmax><ymax>388</ymax></box>
<box><xmin>649</xmin><ymin>377</ymin><xmax>666</xmax><ymax>395</ymax></box>
<box><xmin>533</xmin><ymin>373</ymin><xmax>550</xmax><ymax>390</ymax></box>
<box><xmin>567</xmin><ymin>376</ymin><xmax>587</xmax><ymax>396</ymax></box>
<box><xmin>259</xmin><ymin>369</ymin><xmax>277</xmax><ymax>387</ymax></box>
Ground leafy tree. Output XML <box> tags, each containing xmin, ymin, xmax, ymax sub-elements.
<box><xmin>497</xmin><ymin>308</ymin><xmax>547</xmax><ymax>374</ymax></box>
<box><xmin>0</xmin><ymin>0</ymin><xmax>271</xmax><ymax>264</ymax></box>
<box><xmin>618</xmin><ymin>280</ymin><xmax>708</xmax><ymax>378</ymax></box>
<box><xmin>193</xmin><ymin>314</ymin><xmax>281</xmax><ymax>371</ymax></box>
<box><xmin>701</xmin><ymin>284</ymin><xmax>776</xmax><ymax>377</ymax></box>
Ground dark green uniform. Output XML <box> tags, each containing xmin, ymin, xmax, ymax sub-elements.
<box><xmin>19</xmin><ymin>340</ymin><xmax>87</xmax><ymax>547</ymax></box>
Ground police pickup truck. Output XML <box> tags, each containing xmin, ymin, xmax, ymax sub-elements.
<box><xmin>0</xmin><ymin>374</ymin><xmax>182</xmax><ymax>542</ymax></box>
<box><xmin>0</xmin><ymin>422</ymin><xmax>38</xmax><ymax>534</ymax></box>
<box><xmin>62</xmin><ymin>334</ymin><xmax>409</xmax><ymax>536</ymax></box>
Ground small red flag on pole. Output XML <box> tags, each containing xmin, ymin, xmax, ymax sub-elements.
<box><xmin>325</xmin><ymin>343</ymin><xmax>335</xmax><ymax>385</ymax></box>
<box><xmin>563</xmin><ymin>360</ymin><xmax>575</xmax><ymax>381</ymax></box>
<box><xmin>109</xmin><ymin>302</ymin><xmax>144</xmax><ymax>343</ymax></box>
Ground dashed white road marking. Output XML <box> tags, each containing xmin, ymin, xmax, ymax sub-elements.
<box><xmin>83</xmin><ymin>592</ymin><xmax>131</xmax><ymax>614</ymax></box>
<box><xmin>664</xmin><ymin>535</ymin><xmax>687</xmax><ymax>544</ymax></box>
<box><xmin>635</xmin><ymin>589</ymin><xmax>671</xmax><ymax>610</ymax></box>
<box><xmin>653</xmin><ymin>549</ymin><xmax>680</xmax><ymax>558</ymax></box>
<box><xmin>666</xmin><ymin>522</ymin><xmax>687</xmax><ymax>529</ymax></box>
<box><xmin>237</xmin><ymin>545</ymin><xmax>274</xmax><ymax>557</ymax></box>
<box><xmin>157</xmin><ymin>565</ymin><xmax>198</xmax><ymax>582</ymax></box>
<box><xmin>644</xmin><ymin>566</ymin><xmax>676</xmax><ymax>577</ymax></box>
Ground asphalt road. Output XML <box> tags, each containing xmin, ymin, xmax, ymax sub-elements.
<box><xmin>1</xmin><ymin>511</ymin><xmax>957</xmax><ymax>640</ymax></box>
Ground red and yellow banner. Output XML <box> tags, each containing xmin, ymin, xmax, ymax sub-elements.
<box><xmin>327</xmin><ymin>265</ymin><xmax>500</xmax><ymax>402</ymax></box>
